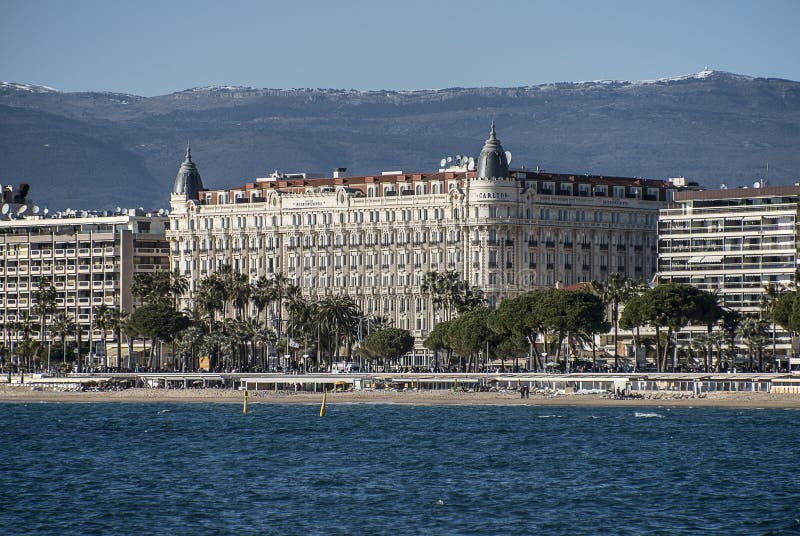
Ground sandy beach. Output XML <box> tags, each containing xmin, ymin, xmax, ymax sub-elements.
<box><xmin>2</xmin><ymin>385</ymin><xmax>800</xmax><ymax>408</ymax></box>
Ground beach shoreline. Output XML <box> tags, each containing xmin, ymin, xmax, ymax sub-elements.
<box><xmin>2</xmin><ymin>386</ymin><xmax>800</xmax><ymax>408</ymax></box>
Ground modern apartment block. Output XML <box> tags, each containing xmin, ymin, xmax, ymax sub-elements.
<box><xmin>0</xmin><ymin>208</ymin><xmax>169</xmax><ymax>364</ymax></box>
<box><xmin>168</xmin><ymin>124</ymin><xmax>672</xmax><ymax>362</ymax></box>
<box><xmin>658</xmin><ymin>185</ymin><xmax>800</xmax><ymax>359</ymax></box>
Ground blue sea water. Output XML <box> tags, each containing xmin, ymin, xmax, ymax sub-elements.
<box><xmin>1</xmin><ymin>402</ymin><xmax>799</xmax><ymax>535</ymax></box>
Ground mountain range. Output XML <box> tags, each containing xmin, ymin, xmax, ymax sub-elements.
<box><xmin>1</xmin><ymin>70</ymin><xmax>799</xmax><ymax>210</ymax></box>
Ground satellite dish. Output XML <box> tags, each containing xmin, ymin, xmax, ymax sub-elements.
<box><xmin>440</xmin><ymin>158</ymin><xmax>447</xmax><ymax>168</ymax></box>
<box><xmin>753</xmin><ymin>181</ymin><xmax>761</xmax><ymax>189</ymax></box>
<box><xmin>720</xmin><ymin>183</ymin><xmax>727</xmax><ymax>190</ymax></box>
<box><xmin>115</xmin><ymin>206</ymin><xmax>121</xmax><ymax>213</ymax></box>
<box><xmin>1</xmin><ymin>204</ymin><xmax>8</xmax><ymax>215</ymax></box>
<box><xmin>505</xmin><ymin>151</ymin><xmax>513</xmax><ymax>166</ymax></box>
<box><xmin>31</xmin><ymin>205</ymin><xmax>39</xmax><ymax>214</ymax></box>
<box><xmin>468</xmin><ymin>157</ymin><xmax>476</xmax><ymax>171</ymax></box>
<box><xmin>17</xmin><ymin>205</ymin><xmax>27</xmax><ymax>215</ymax></box>
<box><xmin>43</xmin><ymin>208</ymin><xmax>49</xmax><ymax>215</ymax></box>
<box><xmin>447</xmin><ymin>156</ymin><xmax>453</xmax><ymax>163</ymax></box>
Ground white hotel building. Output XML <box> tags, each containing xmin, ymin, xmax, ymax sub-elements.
<box><xmin>168</xmin><ymin>124</ymin><xmax>672</xmax><ymax>360</ymax></box>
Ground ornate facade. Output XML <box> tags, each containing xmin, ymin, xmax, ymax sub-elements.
<box><xmin>168</xmin><ymin>125</ymin><xmax>671</xmax><ymax>360</ymax></box>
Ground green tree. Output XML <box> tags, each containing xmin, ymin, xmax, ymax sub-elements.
<box><xmin>737</xmin><ymin>315</ymin><xmax>769</xmax><ymax>371</ymax></box>
<box><xmin>49</xmin><ymin>311</ymin><xmax>76</xmax><ymax>365</ymax></box>
<box><xmin>127</xmin><ymin>303</ymin><xmax>191</xmax><ymax>370</ymax></box>
<box><xmin>444</xmin><ymin>306</ymin><xmax>500</xmax><ymax>372</ymax></box>
<box><xmin>317</xmin><ymin>295</ymin><xmax>361</xmax><ymax>364</ymax></box>
<box><xmin>32</xmin><ymin>276</ymin><xmax>58</xmax><ymax>369</ymax></box>
<box><xmin>591</xmin><ymin>273</ymin><xmax>631</xmax><ymax>370</ymax></box>
<box><xmin>487</xmin><ymin>290</ymin><xmax>547</xmax><ymax>371</ymax></box>
<box><xmin>423</xmin><ymin>320</ymin><xmax>452</xmax><ymax>371</ymax></box>
<box><xmin>361</xmin><ymin>328</ymin><xmax>414</xmax><ymax>370</ymax></box>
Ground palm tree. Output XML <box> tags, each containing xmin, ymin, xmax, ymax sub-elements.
<box><xmin>93</xmin><ymin>304</ymin><xmax>113</xmax><ymax>368</ymax></box>
<box><xmin>50</xmin><ymin>311</ymin><xmax>76</xmax><ymax>365</ymax></box>
<box><xmin>171</xmin><ymin>269</ymin><xmax>189</xmax><ymax>299</ymax></box>
<box><xmin>32</xmin><ymin>276</ymin><xmax>58</xmax><ymax>370</ymax></box>
<box><xmin>624</xmin><ymin>278</ymin><xmax>648</xmax><ymax>369</ymax></box>
<box><xmin>266</xmin><ymin>273</ymin><xmax>291</xmax><ymax>340</ymax></box>
<box><xmin>251</xmin><ymin>276</ymin><xmax>276</xmax><ymax>327</ymax></box>
<box><xmin>591</xmin><ymin>273</ymin><xmax>630</xmax><ymax>370</ymax></box>
<box><xmin>760</xmin><ymin>283</ymin><xmax>784</xmax><ymax>368</ymax></box>
<box><xmin>737</xmin><ymin>315</ymin><xmax>769</xmax><ymax>371</ymax></box>
<box><xmin>196</xmin><ymin>273</ymin><xmax>225</xmax><ymax>330</ymax></box>
<box><xmin>317</xmin><ymin>295</ymin><xmax>361</xmax><ymax>364</ymax></box>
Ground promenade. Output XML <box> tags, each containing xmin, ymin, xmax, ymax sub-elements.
<box><xmin>3</xmin><ymin>371</ymin><xmax>800</xmax><ymax>403</ymax></box>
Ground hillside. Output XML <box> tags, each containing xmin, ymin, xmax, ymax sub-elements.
<box><xmin>0</xmin><ymin>71</ymin><xmax>798</xmax><ymax>210</ymax></box>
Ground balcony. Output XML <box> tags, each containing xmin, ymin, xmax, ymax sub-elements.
<box><xmin>528</xmin><ymin>240</ymin><xmax>538</xmax><ymax>247</ymax></box>
<box><xmin>599</xmin><ymin>244</ymin><xmax>609</xmax><ymax>250</ymax></box>
<box><xmin>528</xmin><ymin>262</ymin><xmax>537</xmax><ymax>269</ymax></box>
<box><xmin>582</xmin><ymin>265</ymin><xmax>591</xmax><ymax>271</ymax></box>
<box><xmin>506</xmin><ymin>261</ymin><xmax>513</xmax><ymax>268</ymax></box>
<box><xmin>546</xmin><ymin>263</ymin><xmax>554</xmax><ymax>270</ymax></box>
<box><xmin>488</xmin><ymin>261</ymin><xmax>498</xmax><ymax>268</ymax></box>
<box><xmin>545</xmin><ymin>241</ymin><xmax>555</xmax><ymax>248</ymax></box>
<box><xmin>617</xmin><ymin>245</ymin><xmax>627</xmax><ymax>251</ymax></box>
<box><xmin>563</xmin><ymin>242</ymin><xmax>573</xmax><ymax>248</ymax></box>
<box><xmin>581</xmin><ymin>243</ymin><xmax>591</xmax><ymax>250</ymax></box>
<box><xmin>505</xmin><ymin>239</ymin><xmax>514</xmax><ymax>246</ymax></box>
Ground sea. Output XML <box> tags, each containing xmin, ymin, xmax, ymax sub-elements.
<box><xmin>1</xmin><ymin>402</ymin><xmax>799</xmax><ymax>535</ymax></box>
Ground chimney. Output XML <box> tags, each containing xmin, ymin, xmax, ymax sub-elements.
<box><xmin>333</xmin><ymin>168</ymin><xmax>347</xmax><ymax>179</ymax></box>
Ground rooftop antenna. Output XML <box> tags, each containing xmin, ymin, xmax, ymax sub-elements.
<box><xmin>765</xmin><ymin>163</ymin><xmax>769</xmax><ymax>187</ymax></box>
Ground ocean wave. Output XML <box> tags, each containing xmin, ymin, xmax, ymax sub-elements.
<box><xmin>634</xmin><ymin>412</ymin><xmax>664</xmax><ymax>418</ymax></box>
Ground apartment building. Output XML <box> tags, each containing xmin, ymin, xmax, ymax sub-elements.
<box><xmin>0</xmin><ymin>208</ymin><xmax>169</xmax><ymax>364</ymax></box>
<box><xmin>658</xmin><ymin>185</ymin><xmax>800</xmax><ymax>360</ymax></box>
<box><xmin>168</xmin><ymin>124</ymin><xmax>672</xmax><ymax>362</ymax></box>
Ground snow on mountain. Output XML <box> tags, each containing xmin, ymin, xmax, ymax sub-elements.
<box><xmin>0</xmin><ymin>81</ymin><xmax>59</xmax><ymax>93</ymax></box>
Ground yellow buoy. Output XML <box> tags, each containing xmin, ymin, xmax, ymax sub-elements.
<box><xmin>319</xmin><ymin>388</ymin><xmax>327</xmax><ymax>417</ymax></box>
<box><xmin>243</xmin><ymin>389</ymin><xmax>248</xmax><ymax>414</ymax></box>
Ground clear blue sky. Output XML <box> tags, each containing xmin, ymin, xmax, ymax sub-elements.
<box><xmin>1</xmin><ymin>0</ymin><xmax>798</xmax><ymax>96</ymax></box>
